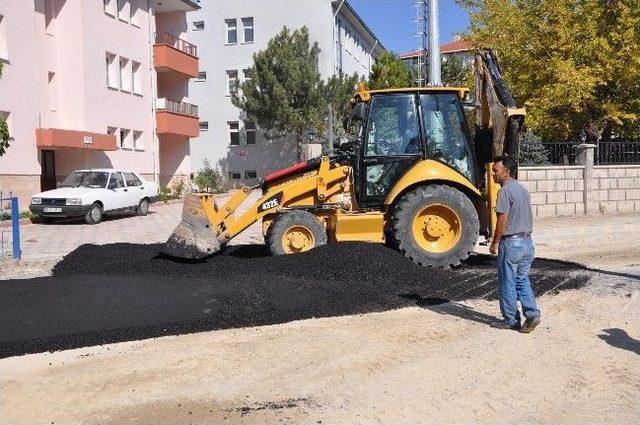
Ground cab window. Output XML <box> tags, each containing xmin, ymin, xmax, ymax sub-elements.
<box><xmin>365</xmin><ymin>94</ymin><xmax>420</xmax><ymax>156</ymax></box>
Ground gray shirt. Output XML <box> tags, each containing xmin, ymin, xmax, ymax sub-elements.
<box><xmin>496</xmin><ymin>179</ymin><xmax>533</xmax><ymax>235</ymax></box>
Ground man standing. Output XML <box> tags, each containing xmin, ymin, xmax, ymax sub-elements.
<box><xmin>489</xmin><ymin>155</ymin><xmax>541</xmax><ymax>333</ymax></box>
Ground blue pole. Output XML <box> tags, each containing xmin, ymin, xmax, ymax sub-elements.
<box><xmin>11</xmin><ymin>196</ymin><xmax>21</xmax><ymax>260</ymax></box>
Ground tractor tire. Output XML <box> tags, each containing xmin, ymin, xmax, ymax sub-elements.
<box><xmin>266</xmin><ymin>210</ymin><xmax>328</xmax><ymax>256</ymax></box>
<box><xmin>392</xmin><ymin>185</ymin><xmax>479</xmax><ymax>268</ymax></box>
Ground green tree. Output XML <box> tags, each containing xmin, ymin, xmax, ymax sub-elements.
<box><xmin>194</xmin><ymin>159</ymin><xmax>223</xmax><ymax>193</ymax></box>
<box><xmin>0</xmin><ymin>62</ymin><xmax>9</xmax><ymax>157</ymax></box>
<box><xmin>322</xmin><ymin>72</ymin><xmax>360</xmax><ymax>141</ymax></box>
<box><xmin>441</xmin><ymin>55</ymin><xmax>469</xmax><ymax>87</ymax></box>
<box><xmin>233</xmin><ymin>26</ymin><xmax>325</xmax><ymax>160</ymax></box>
<box><xmin>368</xmin><ymin>51</ymin><xmax>411</xmax><ymax>89</ymax></box>
<box><xmin>519</xmin><ymin>131</ymin><xmax>550</xmax><ymax>166</ymax></box>
<box><xmin>461</xmin><ymin>0</ymin><xmax>640</xmax><ymax>143</ymax></box>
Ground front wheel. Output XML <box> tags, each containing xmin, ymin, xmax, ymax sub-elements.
<box><xmin>85</xmin><ymin>203</ymin><xmax>103</xmax><ymax>225</ymax></box>
<box><xmin>266</xmin><ymin>210</ymin><xmax>328</xmax><ymax>255</ymax></box>
<box><xmin>392</xmin><ymin>185</ymin><xmax>479</xmax><ymax>268</ymax></box>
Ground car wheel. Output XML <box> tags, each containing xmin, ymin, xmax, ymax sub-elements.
<box><xmin>137</xmin><ymin>198</ymin><xmax>149</xmax><ymax>216</ymax></box>
<box><xmin>85</xmin><ymin>203</ymin><xmax>103</xmax><ymax>225</ymax></box>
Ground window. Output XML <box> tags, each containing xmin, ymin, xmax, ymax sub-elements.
<box><xmin>119</xmin><ymin>57</ymin><xmax>131</xmax><ymax>92</ymax></box>
<box><xmin>225</xmin><ymin>19</ymin><xmax>237</xmax><ymax>44</ymax></box>
<box><xmin>124</xmin><ymin>172</ymin><xmax>142</xmax><ymax>187</ymax></box>
<box><xmin>196</xmin><ymin>71</ymin><xmax>207</xmax><ymax>81</ymax></box>
<box><xmin>133</xmin><ymin>131</ymin><xmax>142</xmax><ymax>150</ymax></box>
<box><xmin>44</xmin><ymin>0</ymin><xmax>57</xmax><ymax>35</ymax></box>
<box><xmin>193</xmin><ymin>20</ymin><xmax>204</xmax><ymax>31</ymax></box>
<box><xmin>365</xmin><ymin>94</ymin><xmax>420</xmax><ymax>156</ymax></box>
<box><xmin>0</xmin><ymin>15</ymin><xmax>8</xmax><ymax>61</ymax></box>
<box><xmin>132</xmin><ymin>61</ymin><xmax>142</xmax><ymax>95</ymax></box>
<box><xmin>117</xmin><ymin>0</ymin><xmax>130</xmax><ymax>23</ymax></box>
<box><xmin>226</xmin><ymin>70</ymin><xmax>238</xmax><ymax>95</ymax></box>
<box><xmin>48</xmin><ymin>72</ymin><xmax>58</xmax><ymax>111</ymax></box>
<box><xmin>245</xmin><ymin>121</ymin><xmax>256</xmax><ymax>145</ymax></box>
<box><xmin>228</xmin><ymin>172</ymin><xmax>241</xmax><ymax>180</ymax></box>
<box><xmin>199</xmin><ymin>121</ymin><xmax>209</xmax><ymax>131</ymax></box>
<box><xmin>241</xmin><ymin>17</ymin><xmax>254</xmax><ymax>43</ymax></box>
<box><xmin>107</xmin><ymin>126</ymin><xmax>117</xmax><ymax>138</ymax></box>
<box><xmin>106</xmin><ymin>53</ymin><xmax>118</xmax><ymax>88</ymax></box>
<box><xmin>119</xmin><ymin>128</ymin><xmax>130</xmax><ymax>148</ymax></box>
<box><xmin>103</xmin><ymin>0</ymin><xmax>116</xmax><ymax>16</ymax></box>
<box><xmin>108</xmin><ymin>172</ymin><xmax>125</xmax><ymax>189</ymax></box>
<box><xmin>245</xmin><ymin>170</ymin><xmax>257</xmax><ymax>179</ymax></box>
<box><xmin>130</xmin><ymin>0</ymin><xmax>140</xmax><ymax>26</ymax></box>
<box><xmin>243</xmin><ymin>68</ymin><xmax>251</xmax><ymax>84</ymax></box>
<box><xmin>228</xmin><ymin>122</ymin><xmax>239</xmax><ymax>146</ymax></box>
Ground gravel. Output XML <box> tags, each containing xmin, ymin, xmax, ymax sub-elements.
<box><xmin>0</xmin><ymin>242</ymin><xmax>591</xmax><ymax>358</ymax></box>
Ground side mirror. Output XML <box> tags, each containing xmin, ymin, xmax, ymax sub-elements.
<box><xmin>354</xmin><ymin>102</ymin><xmax>367</xmax><ymax>121</ymax></box>
<box><xmin>342</xmin><ymin>115</ymin><xmax>351</xmax><ymax>132</ymax></box>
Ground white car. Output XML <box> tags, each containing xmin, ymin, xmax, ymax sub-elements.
<box><xmin>29</xmin><ymin>169</ymin><xmax>159</xmax><ymax>224</ymax></box>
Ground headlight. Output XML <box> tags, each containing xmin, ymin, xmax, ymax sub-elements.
<box><xmin>66</xmin><ymin>198</ymin><xmax>82</xmax><ymax>205</ymax></box>
<box><xmin>31</xmin><ymin>197</ymin><xmax>42</xmax><ymax>205</ymax></box>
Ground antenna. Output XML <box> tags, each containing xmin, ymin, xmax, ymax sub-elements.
<box><xmin>413</xmin><ymin>0</ymin><xmax>441</xmax><ymax>87</ymax></box>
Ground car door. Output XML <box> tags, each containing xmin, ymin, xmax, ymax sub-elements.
<box><xmin>105</xmin><ymin>172</ymin><xmax>129</xmax><ymax>210</ymax></box>
<box><xmin>123</xmin><ymin>172</ymin><xmax>145</xmax><ymax>207</ymax></box>
<box><xmin>359</xmin><ymin>93</ymin><xmax>423</xmax><ymax>208</ymax></box>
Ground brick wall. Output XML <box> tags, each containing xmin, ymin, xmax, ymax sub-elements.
<box><xmin>520</xmin><ymin>165</ymin><xmax>640</xmax><ymax>217</ymax></box>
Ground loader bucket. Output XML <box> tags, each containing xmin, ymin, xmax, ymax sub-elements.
<box><xmin>162</xmin><ymin>193</ymin><xmax>221</xmax><ymax>260</ymax></box>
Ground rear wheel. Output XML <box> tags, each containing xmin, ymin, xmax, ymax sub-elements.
<box><xmin>85</xmin><ymin>203</ymin><xmax>103</xmax><ymax>225</ymax></box>
<box><xmin>392</xmin><ymin>185</ymin><xmax>479</xmax><ymax>268</ymax></box>
<box><xmin>266</xmin><ymin>210</ymin><xmax>328</xmax><ymax>255</ymax></box>
<box><xmin>137</xmin><ymin>198</ymin><xmax>149</xmax><ymax>216</ymax></box>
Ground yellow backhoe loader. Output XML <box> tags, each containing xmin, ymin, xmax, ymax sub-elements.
<box><xmin>163</xmin><ymin>50</ymin><xmax>526</xmax><ymax>268</ymax></box>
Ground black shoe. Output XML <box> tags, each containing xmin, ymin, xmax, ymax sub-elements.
<box><xmin>491</xmin><ymin>320</ymin><xmax>521</xmax><ymax>330</ymax></box>
<box><xmin>520</xmin><ymin>317</ymin><xmax>541</xmax><ymax>333</ymax></box>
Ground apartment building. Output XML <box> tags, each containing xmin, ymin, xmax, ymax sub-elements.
<box><xmin>0</xmin><ymin>0</ymin><xmax>201</xmax><ymax>207</ymax></box>
<box><xmin>188</xmin><ymin>0</ymin><xmax>385</xmax><ymax>186</ymax></box>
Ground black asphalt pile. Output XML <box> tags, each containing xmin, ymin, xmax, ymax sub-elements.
<box><xmin>0</xmin><ymin>243</ymin><xmax>591</xmax><ymax>358</ymax></box>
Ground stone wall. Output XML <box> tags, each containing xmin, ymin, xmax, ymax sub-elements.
<box><xmin>520</xmin><ymin>164</ymin><xmax>640</xmax><ymax>217</ymax></box>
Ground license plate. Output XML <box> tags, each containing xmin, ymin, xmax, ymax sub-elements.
<box><xmin>43</xmin><ymin>207</ymin><xmax>62</xmax><ymax>213</ymax></box>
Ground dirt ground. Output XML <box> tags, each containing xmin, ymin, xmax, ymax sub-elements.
<box><xmin>1</xmin><ymin>213</ymin><xmax>639</xmax><ymax>424</ymax></box>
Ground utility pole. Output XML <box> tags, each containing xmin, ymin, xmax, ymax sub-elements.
<box><xmin>414</xmin><ymin>0</ymin><xmax>441</xmax><ymax>87</ymax></box>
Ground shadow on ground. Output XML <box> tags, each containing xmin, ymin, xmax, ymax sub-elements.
<box><xmin>598</xmin><ymin>328</ymin><xmax>640</xmax><ymax>355</ymax></box>
<box><xmin>0</xmin><ymin>243</ymin><xmax>592</xmax><ymax>358</ymax></box>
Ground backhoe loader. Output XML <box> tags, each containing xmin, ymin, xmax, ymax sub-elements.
<box><xmin>163</xmin><ymin>50</ymin><xmax>526</xmax><ymax>268</ymax></box>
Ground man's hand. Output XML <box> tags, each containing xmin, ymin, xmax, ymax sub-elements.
<box><xmin>490</xmin><ymin>242</ymin><xmax>499</xmax><ymax>255</ymax></box>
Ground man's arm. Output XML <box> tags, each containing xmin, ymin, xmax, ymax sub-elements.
<box><xmin>490</xmin><ymin>212</ymin><xmax>508</xmax><ymax>255</ymax></box>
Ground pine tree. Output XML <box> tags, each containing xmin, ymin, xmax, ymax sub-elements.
<box><xmin>368</xmin><ymin>52</ymin><xmax>411</xmax><ymax>89</ymax></box>
<box><xmin>519</xmin><ymin>132</ymin><xmax>550</xmax><ymax>166</ymax></box>
<box><xmin>232</xmin><ymin>26</ymin><xmax>325</xmax><ymax>161</ymax></box>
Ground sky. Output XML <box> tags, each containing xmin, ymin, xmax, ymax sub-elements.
<box><xmin>347</xmin><ymin>0</ymin><xmax>471</xmax><ymax>55</ymax></box>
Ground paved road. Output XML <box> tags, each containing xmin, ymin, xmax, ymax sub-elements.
<box><xmin>0</xmin><ymin>242</ymin><xmax>593</xmax><ymax>358</ymax></box>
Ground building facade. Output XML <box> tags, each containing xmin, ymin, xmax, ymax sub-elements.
<box><xmin>188</xmin><ymin>0</ymin><xmax>385</xmax><ymax>186</ymax></box>
<box><xmin>0</xmin><ymin>0</ymin><xmax>201</xmax><ymax>207</ymax></box>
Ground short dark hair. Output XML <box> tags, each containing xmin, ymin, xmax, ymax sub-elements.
<box><xmin>493</xmin><ymin>155</ymin><xmax>518</xmax><ymax>176</ymax></box>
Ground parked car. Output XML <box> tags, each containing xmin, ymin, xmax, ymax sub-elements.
<box><xmin>29</xmin><ymin>169</ymin><xmax>159</xmax><ymax>224</ymax></box>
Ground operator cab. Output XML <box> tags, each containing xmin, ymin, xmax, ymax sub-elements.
<box><xmin>343</xmin><ymin>86</ymin><xmax>479</xmax><ymax>208</ymax></box>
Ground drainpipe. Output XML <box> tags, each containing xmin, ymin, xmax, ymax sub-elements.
<box><xmin>148</xmin><ymin>0</ymin><xmax>160</xmax><ymax>187</ymax></box>
<box><xmin>333</xmin><ymin>0</ymin><xmax>346</xmax><ymax>74</ymax></box>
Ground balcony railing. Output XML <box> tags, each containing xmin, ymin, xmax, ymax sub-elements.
<box><xmin>155</xmin><ymin>31</ymin><xmax>197</xmax><ymax>58</ymax></box>
<box><xmin>156</xmin><ymin>98</ymin><xmax>198</xmax><ymax>118</ymax></box>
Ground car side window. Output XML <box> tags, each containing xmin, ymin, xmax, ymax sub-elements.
<box><xmin>108</xmin><ymin>172</ymin><xmax>125</xmax><ymax>189</ymax></box>
<box><xmin>124</xmin><ymin>173</ymin><xmax>142</xmax><ymax>187</ymax></box>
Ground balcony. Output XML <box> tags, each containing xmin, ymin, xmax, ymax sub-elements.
<box><xmin>154</xmin><ymin>32</ymin><xmax>198</xmax><ymax>78</ymax></box>
<box><xmin>156</xmin><ymin>98</ymin><xmax>199</xmax><ymax>138</ymax></box>
<box><xmin>36</xmin><ymin>128</ymin><xmax>117</xmax><ymax>151</ymax></box>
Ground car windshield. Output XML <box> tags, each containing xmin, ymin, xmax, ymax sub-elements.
<box><xmin>60</xmin><ymin>171</ymin><xmax>109</xmax><ymax>188</ymax></box>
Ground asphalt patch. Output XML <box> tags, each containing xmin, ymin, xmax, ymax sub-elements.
<box><xmin>0</xmin><ymin>243</ymin><xmax>591</xmax><ymax>358</ymax></box>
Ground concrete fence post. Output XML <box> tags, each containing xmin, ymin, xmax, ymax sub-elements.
<box><xmin>576</xmin><ymin>143</ymin><xmax>596</xmax><ymax>214</ymax></box>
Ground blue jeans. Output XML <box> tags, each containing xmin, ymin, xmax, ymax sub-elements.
<box><xmin>497</xmin><ymin>236</ymin><xmax>540</xmax><ymax>326</ymax></box>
